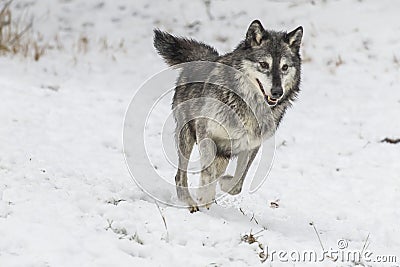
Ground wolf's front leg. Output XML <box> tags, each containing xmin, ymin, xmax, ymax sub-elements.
<box><xmin>196</xmin><ymin>136</ymin><xmax>229</xmax><ymax>209</ymax></box>
<box><xmin>219</xmin><ymin>147</ymin><xmax>259</xmax><ymax>195</ymax></box>
<box><xmin>198</xmin><ymin>156</ymin><xmax>229</xmax><ymax>209</ymax></box>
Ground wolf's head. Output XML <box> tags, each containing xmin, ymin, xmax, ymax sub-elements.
<box><xmin>239</xmin><ymin>20</ymin><xmax>303</xmax><ymax>106</ymax></box>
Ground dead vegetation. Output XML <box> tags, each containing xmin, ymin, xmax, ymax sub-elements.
<box><xmin>77</xmin><ymin>35</ymin><xmax>126</xmax><ymax>54</ymax></box>
<box><xmin>393</xmin><ymin>55</ymin><xmax>400</xmax><ymax>68</ymax></box>
<box><xmin>0</xmin><ymin>0</ymin><xmax>47</xmax><ymax>60</ymax></box>
<box><xmin>241</xmin><ymin>229</ymin><xmax>268</xmax><ymax>263</ymax></box>
<box><xmin>380</xmin><ymin>137</ymin><xmax>400</xmax><ymax>144</ymax></box>
<box><xmin>105</xmin><ymin>219</ymin><xmax>144</xmax><ymax>244</ymax></box>
<box><xmin>0</xmin><ymin>1</ymin><xmax>125</xmax><ymax>61</ymax></box>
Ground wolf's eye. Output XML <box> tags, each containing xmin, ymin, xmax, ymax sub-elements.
<box><xmin>259</xmin><ymin>62</ymin><xmax>269</xmax><ymax>69</ymax></box>
<box><xmin>281</xmin><ymin>64</ymin><xmax>289</xmax><ymax>71</ymax></box>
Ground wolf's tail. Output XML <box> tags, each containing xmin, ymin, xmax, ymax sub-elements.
<box><xmin>153</xmin><ymin>29</ymin><xmax>219</xmax><ymax>66</ymax></box>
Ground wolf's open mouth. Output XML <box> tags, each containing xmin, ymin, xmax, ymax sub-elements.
<box><xmin>256</xmin><ymin>79</ymin><xmax>278</xmax><ymax>106</ymax></box>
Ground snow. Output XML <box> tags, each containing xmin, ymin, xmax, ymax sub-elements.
<box><xmin>0</xmin><ymin>0</ymin><xmax>399</xmax><ymax>266</ymax></box>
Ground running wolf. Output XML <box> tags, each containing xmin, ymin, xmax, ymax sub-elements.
<box><xmin>154</xmin><ymin>20</ymin><xmax>303</xmax><ymax>212</ymax></box>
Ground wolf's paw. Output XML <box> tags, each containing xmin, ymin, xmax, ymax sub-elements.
<box><xmin>188</xmin><ymin>204</ymin><xmax>199</xmax><ymax>213</ymax></box>
<box><xmin>219</xmin><ymin>175</ymin><xmax>242</xmax><ymax>195</ymax></box>
<box><xmin>176</xmin><ymin>189</ymin><xmax>199</xmax><ymax>213</ymax></box>
<box><xmin>185</xmin><ymin>197</ymin><xmax>199</xmax><ymax>213</ymax></box>
<box><xmin>197</xmin><ymin>186</ymin><xmax>216</xmax><ymax>209</ymax></box>
<box><xmin>227</xmin><ymin>186</ymin><xmax>242</xmax><ymax>195</ymax></box>
<box><xmin>219</xmin><ymin>175</ymin><xmax>234</xmax><ymax>193</ymax></box>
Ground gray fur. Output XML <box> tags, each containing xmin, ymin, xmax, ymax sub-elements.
<box><xmin>154</xmin><ymin>29</ymin><xmax>219</xmax><ymax>65</ymax></box>
<box><xmin>154</xmin><ymin>20</ymin><xmax>303</xmax><ymax>212</ymax></box>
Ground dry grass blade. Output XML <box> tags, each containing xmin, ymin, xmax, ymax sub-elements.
<box><xmin>0</xmin><ymin>0</ymin><xmax>12</xmax><ymax>48</ymax></box>
<box><xmin>0</xmin><ymin>0</ymin><xmax>12</xmax><ymax>18</ymax></box>
<box><xmin>0</xmin><ymin>0</ymin><xmax>46</xmax><ymax>60</ymax></box>
<box><xmin>8</xmin><ymin>18</ymin><xmax>32</xmax><ymax>45</ymax></box>
<box><xmin>155</xmin><ymin>201</ymin><xmax>169</xmax><ymax>242</ymax></box>
<box><xmin>309</xmin><ymin>222</ymin><xmax>325</xmax><ymax>252</ymax></box>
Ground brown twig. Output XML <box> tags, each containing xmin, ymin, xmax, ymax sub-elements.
<box><xmin>380</xmin><ymin>137</ymin><xmax>400</xmax><ymax>144</ymax></box>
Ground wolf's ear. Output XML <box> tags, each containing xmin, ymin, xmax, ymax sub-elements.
<box><xmin>286</xmin><ymin>26</ymin><xmax>303</xmax><ymax>50</ymax></box>
<box><xmin>245</xmin><ymin>20</ymin><xmax>265</xmax><ymax>47</ymax></box>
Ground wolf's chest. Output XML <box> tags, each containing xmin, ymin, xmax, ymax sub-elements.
<box><xmin>207</xmin><ymin>112</ymin><xmax>273</xmax><ymax>154</ymax></box>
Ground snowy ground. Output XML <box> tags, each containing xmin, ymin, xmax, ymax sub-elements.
<box><xmin>0</xmin><ymin>0</ymin><xmax>400</xmax><ymax>266</ymax></box>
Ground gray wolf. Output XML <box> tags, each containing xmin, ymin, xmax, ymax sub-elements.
<box><xmin>153</xmin><ymin>20</ymin><xmax>303</xmax><ymax>212</ymax></box>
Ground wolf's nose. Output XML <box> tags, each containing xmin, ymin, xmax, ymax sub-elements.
<box><xmin>271</xmin><ymin>87</ymin><xmax>283</xmax><ymax>99</ymax></box>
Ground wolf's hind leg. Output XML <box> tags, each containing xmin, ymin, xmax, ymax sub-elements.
<box><xmin>175</xmin><ymin>124</ymin><xmax>198</xmax><ymax>213</ymax></box>
<box><xmin>219</xmin><ymin>147</ymin><xmax>259</xmax><ymax>195</ymax></box>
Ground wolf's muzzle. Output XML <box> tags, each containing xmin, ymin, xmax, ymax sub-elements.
<box><xmin>271</xmin><ymin>86</ymin><xmax>283</xmax><ymax>99</ymax></box>
<box><xmin>256</xmin><ymin>78</ymin><xmax>279</xmax><ymax>106</ymax></box>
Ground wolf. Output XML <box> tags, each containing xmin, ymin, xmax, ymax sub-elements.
<box><xmin>153</xmin><ymin>20</ymin><xmax>303</xmax><ymax>212</ymax></box>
